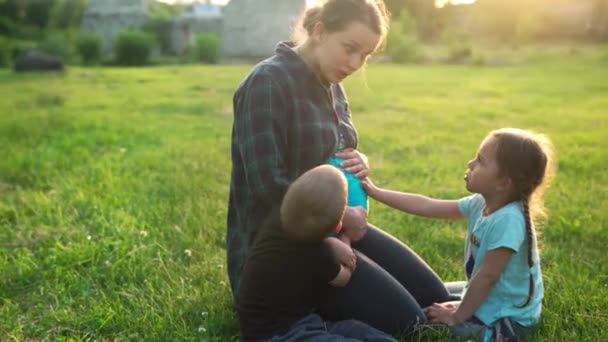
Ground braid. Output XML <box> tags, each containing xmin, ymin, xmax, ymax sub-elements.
<box><xmin>517</xmin><ymin>196</ymin><xmax>535</xmax><ymax>308</ymax></box>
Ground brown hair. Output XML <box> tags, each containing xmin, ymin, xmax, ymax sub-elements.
<box><xmin>293</xmin><ymin>0</ymin><xmax>390</xmax><ymax>50</ymax></box>
<box><xmin>281</xmin><ymin>164</ymin><xmax>348</xmax><ymax>241</ymax></box>
<box><xmin>488</xmin><ymin>128</ymin><xmax>555</xmax><ymax>307</ymax></box>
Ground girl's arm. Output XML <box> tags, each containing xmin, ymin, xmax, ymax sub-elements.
<box><xmin>362</xmin><ymin>178</ymin><xmax>464</xmax><ymax>219</ymax></box>
<box><xmin>428</xmin><ymin>248</ymin><xmax>514</xmax><ymax>325</ymax></box>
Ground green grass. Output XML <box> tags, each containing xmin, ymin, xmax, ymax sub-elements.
<box><xmin>1</xmin><ymin>47</ymin><xmax>607</xmax><ymax>340</ymax></box>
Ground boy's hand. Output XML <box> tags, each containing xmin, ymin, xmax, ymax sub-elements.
<box><xmin>325</xmin><ymin>237</ymin><xmax>357</xmax><ymax>271</ymax></box>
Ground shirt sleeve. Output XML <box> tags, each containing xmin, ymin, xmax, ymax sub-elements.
<box><xmin>317</xmin><ymin>243</ymin><xmax>341</xmax><ymax>283</ymax></box>
<box><xmin>234</xmin><ymin>69</ymin><xmax>290</xmax><ymax>206</ymax></box>
<box><xmin>458</xmin><ymin>194</ymin><xmax>483</xmax><ymax>218</ymax></box>
<box><xmin>486</xmin><ymin>212</ymin><xmax>526</xmax><ymax>252</ymax></box>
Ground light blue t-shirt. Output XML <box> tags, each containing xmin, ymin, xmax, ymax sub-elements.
<box><xmin>458</xmin><ymin>194</ymin><xmax>543</xmax><ymax>327</ymax></box>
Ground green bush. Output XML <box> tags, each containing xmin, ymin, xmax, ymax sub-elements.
<box><xmin>0</xmin><ymin>36</ymin><xmax>10</xmax><ymax>67</ymax></box>
<box><xmin>77</xmin><ymin>32</ymin><xmax>102</xmax><ymax>65</ymax></box>
<box><xmin>0</xmin><ymin>16</ymin><xmax>16</xmax><ymax>37</ymax></box>
<box><xmin>115</xmin><ymin>31</ymin><xmax>155</xmax><ymax>66</ymax></box>
<box><xmin>38</xmin><ymin>32</ymin><xmax>76</xmax><ymax>63</ymax></box>
<box><xmin>448</xmin><ymin>43</ymin><xmax>472</xmax><ymax>63</ymax></box>
<box><xmin>442</xmin><ymin>31</ymin><xmax>473</xmax><ymax>63</ymax></box>
<box><xmin>143</xmin><ymin>17</ymin><xmax>173</xmax><ymax>55</ymax></box>
<box><xmin>10</xmin><ymin>39</ymin><xmax>37</xmax><ymax>60</ymax></box>
<box><xmin>194</xmin><ymin>33</ymin><xmax>220</xmax><ymax>64</ymax></box>
<box><xmin>385</xmin><ymin>14</ymin><xmax>421</xmax><ymax>63</ymax></box>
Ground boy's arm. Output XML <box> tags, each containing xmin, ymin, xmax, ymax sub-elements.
<box><xmin>324</xmin><ymin>237</ymin><xmax>356</xmax><ymax>271</ymax></box>
<box><xmin>329</xmin><ymin>264</ymin><xmax>352</xmax><ymax>287</ymax></box>
<box><xmin>362</xmin><ymin>178</ymin><xmax>464</xmax><ymax>219</ymax></box>
<box><xmin>338</xmin><ymin>233</ymin><xmax>351</xmax><ymax>246</ymax></box>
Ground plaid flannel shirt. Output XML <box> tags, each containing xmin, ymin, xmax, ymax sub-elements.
<box><xmin>227</xmin><ymin>42</ymin><xmax>359</xmax><ymax>295</ymax></box>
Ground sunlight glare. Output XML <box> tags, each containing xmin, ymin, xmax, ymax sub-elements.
<box><xmin>435</xmin><ymin>0</ymin><xmax>477</xmax><ymax>9</ymax></box>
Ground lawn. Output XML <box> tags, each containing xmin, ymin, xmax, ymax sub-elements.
<box><xmin>1</xmin><ymin>47</ymin><xmax>607</xmax><ymax>340</ymax></box>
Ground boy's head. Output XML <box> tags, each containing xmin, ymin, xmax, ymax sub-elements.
<box><xmin>281</xmin><ymin>164</ymin><xmax>348</xmax><ymax>241</ymax></box>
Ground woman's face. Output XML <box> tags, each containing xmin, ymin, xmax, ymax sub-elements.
<box><xmin>311</xmin><ymin>21</ymin><xmax>381</xmax><ymax>84</ymax></box>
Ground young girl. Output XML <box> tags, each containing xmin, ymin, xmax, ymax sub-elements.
<box><xmin>362</xmin><ymin>128</ymin><xmax>555</xmax><ymax>341</ymax></box>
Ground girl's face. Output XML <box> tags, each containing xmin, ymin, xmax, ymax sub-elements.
<box><xmin>310</xmin><ymin>21</ymin><xmax>381</xmax><ymax>84</ymax></box>
<box><xmin>465</xmin><ymin>138</ymin><xmax>508</xmax><ymax>196</ymax></box>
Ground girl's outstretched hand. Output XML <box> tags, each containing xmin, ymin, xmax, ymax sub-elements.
<box><xmin>335</xmin><ymin>148</ymin><xmax>369</xmax><ymax>178</ymax></box>
<box><xmin>361</xmin><ymin>177</ymin><xmax>378</xmax><ymax>198</ymax></box>
<box><xmin>426</xmin><ymin>302</ymin><xmax>461</xmax><ymax>326</ymax></box>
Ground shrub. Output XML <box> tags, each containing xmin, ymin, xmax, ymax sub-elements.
<box><xmin>0</xmin><ymin>36</ymin><xmax>10</xmax><ymax>67</ymax></box>
<box><xmin>143</xmin><ymin>17</ymin><xmax>173</xmax><ymax>55</ymax></box>
<box><xmin>385</xmin><ymin>13</ymin><xmax>421</xmax><ymax>63</ymax></box>
<box><xmin>10</xmin><ymin>40</ymin><xmax>37</xmax><ymax>60</ymax></box>
<box><xmin>0</xmin><ymin>16</ymin><xmax>16</xmax><ymax>37</ymax></box>
<box><xmin>442</xmin><ymin>30</ymin><xmax>473</xmax><ymax>63</ymax></box>
<box><xmin>115</xmin><ymin>31</ymin><xmax>155</xmax><ymax>66</ymax></box>
<box><xmin>194</xmin><ymin>33</ymin><xmax>220</xmax><ymax>64</ymax></box>
<box><xmin>448</xmin><ymin>43</ymin><xmax>472</xmax><ymax>63</ymax></box>
<box><xmin>77</xmin><ymin>32</ymin><xmax>102</xmax><ymax>65</ymax></box>
<box><xmin>38</xmin><ymin>32</ymin><xmax>76</xmax><ymax>63</ymax></box>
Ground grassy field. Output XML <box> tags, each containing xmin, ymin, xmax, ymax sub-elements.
<box><xmin>1</xmin><ymin>47</ymin><xmax>607</xmax><ymax>341</ymax></box>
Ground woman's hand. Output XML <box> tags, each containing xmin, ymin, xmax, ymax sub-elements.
<box><xmin>426</xmin><ymin>302</ymin><xmax>463</xmax><ymax>326</ymax></box>
<box><xmin>335</xmin><ymin>148</ymin><xmax>369</xmax><ymax>179</ymax></box>
<box><xmin>341</xmin><ymin>206</ymin><xmax>368</xmax><ymax>242</ymax></box>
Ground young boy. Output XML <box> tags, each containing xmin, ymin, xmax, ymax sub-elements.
<box><xmin>237</xmin><ymin>165</ymin><xmax>396</xmax><ymax>341</ymax></box>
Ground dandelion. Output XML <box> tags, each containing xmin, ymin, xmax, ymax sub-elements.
<box><xmin>184</xmin><ymin>249</ymin><xmax>192</xmax><ymax>257</ymax></box>
<box><xmin>198</xmin><ymin>326</ymin><xmax>206</xmax><ymax>333</ymax></box>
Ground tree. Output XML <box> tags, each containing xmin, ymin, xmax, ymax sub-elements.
<box><xmin>384</xmin><ymin>0</ymin><xmax>406</xmax><ymax>18</ymax></box>
<box><xmin>25</xmin><ymin>0</ymin><xmax>55</xmax><ymax>29</ymax></box>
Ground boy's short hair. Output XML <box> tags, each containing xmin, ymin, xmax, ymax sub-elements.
<box><xmin>281</xmin><ymin>164</ymin><xmax>348</xmax><ymax>241</ymax></box>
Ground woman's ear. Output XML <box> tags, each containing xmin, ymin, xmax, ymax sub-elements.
<box><xmin>311</xmin><ymin>22</ymin><xmax>326</xmax><ymax>44</ymax></box>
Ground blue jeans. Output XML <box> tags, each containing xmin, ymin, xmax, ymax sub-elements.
<box><xmin>266</xmin><ymin>313</ymin><xmax>397</xmax><ymax>341</ymax></box>
<box><xmin>450</xmin><ymin>316</ymin><xmax>532</xmax><ymax>342</ymax></box>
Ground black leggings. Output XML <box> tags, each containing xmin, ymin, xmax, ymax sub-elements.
<box><xmin>318</xmin><ymin>224</ymin><xmax>451</xmax><ymax>335</ymax></box>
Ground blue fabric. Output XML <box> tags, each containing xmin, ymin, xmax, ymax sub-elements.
<box><xmin>265</xmin><ymin>313</ymin><xmax>397</xmax><ymax>341</ymax></box>
<box><xmin>328</xmin><ymin>156</ymin><xmax>368</xmax><ymax>210</ymax></box>
<box><xmin>458</xmin><ymin>194</ymin><xmax>544</xmax><ymax>327</ymax></box>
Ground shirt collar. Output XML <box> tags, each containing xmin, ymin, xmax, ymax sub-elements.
<box><xmin>275</xmin><ymin>41</ymin><xmax>330</xmax><ymax>89</ymax></box>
